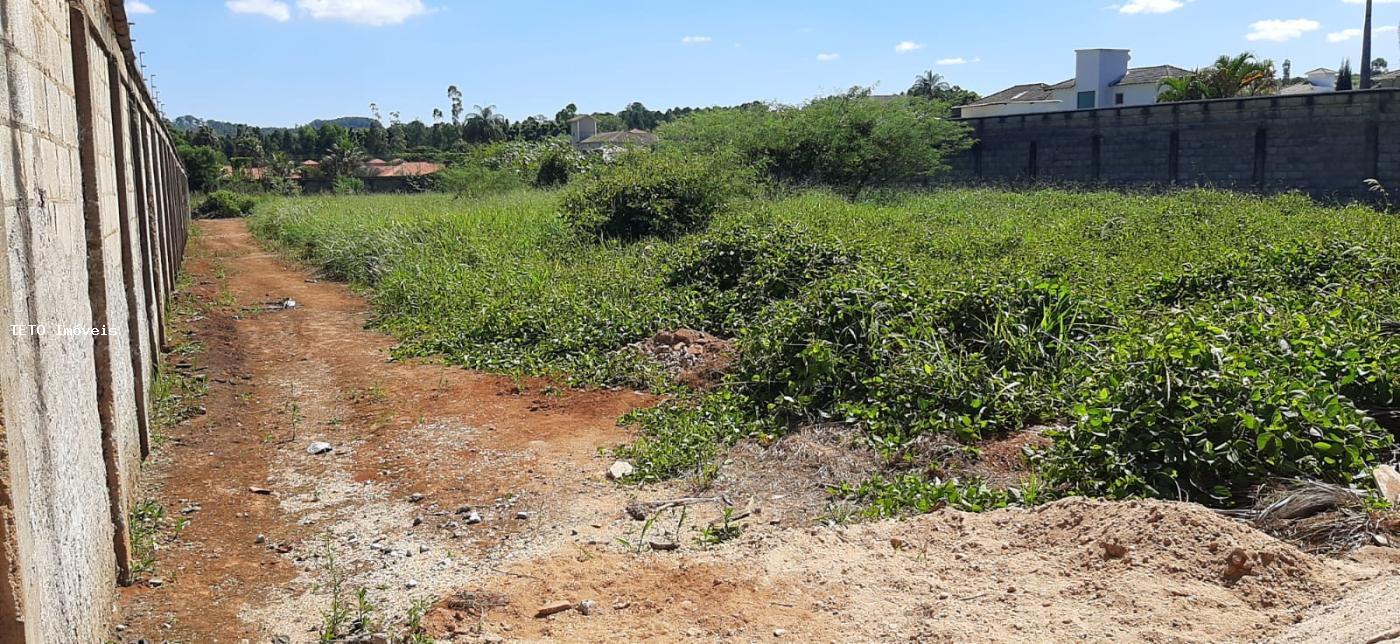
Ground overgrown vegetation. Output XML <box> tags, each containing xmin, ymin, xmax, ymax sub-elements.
<box><xmin>194</xmin><ymin>189</ymin><xmax>257</xmax><ymax>219</ymax></box>
<box><xmin>252</xmin><ymin>185</ymin><xmax>1400</xmax><ymax>510</ymax></box>
<box><xmin>658</xmin><ymin>89</ymin><xmax>970</xmax><ymax>198</ymax></box>
<box><xmin>561</xmin><ymin>151</ymin><xmax>753</xmax><ymax>240</ymax></box>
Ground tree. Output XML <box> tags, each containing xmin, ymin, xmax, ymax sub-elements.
<box><xmin>178</xmin><ymin>144</ymin><xmax>226</xmax><ymax>192</ymax></box>
<box><xmin>447</xmin><ymin>85</ymin><xmax>464</xmax><ymax>125</ymax></box>
<box><xmin>464</xmin><ymin>104</ymin><xmax>508</xmax><ymax>142</ymax></box>
<box><xmin>1361</xmin><ymin>0</ymin><xmax>1374</xmax><ymax>89</ymax></box>
<box><xmin>555</xmin><ymin>103</ymin><xmax>578</xmax><ymax>125</ymax></box>
<box><xmin>1338</xmin><ymin>60</ymin><xmax>1355</xmax><ymax>91</ymax></box>
<box><xmin>906</xmin><ymin>71</ymin><xmax>980</xmax><ymax>106</ymax></box>
<box><xmin>1158</xmin><ymin>53</ymin><xmax>1276</xmax><ymax>102</ymax></box>
<box><xmin>620</xmin><ymin>102</ymin><xmax>660</xmax><ymax>130</ymax></box>
<box><xmin>320</xmin><ymin>140</ymin><xmax>366</xmax><ymax>179</ymax></box>
<box><xmin>1373</xmin><ymin>58</ymin><xmax>1389</xmax><ymax>76</ymax></box>
<box><xmin>1281</xmin><ymin>59</ymin><xmax>1292</xmax><ymax>85</ymax></box>
<box><xmin>908</xmin><ymin>71</ymin><xmax>950</xmax><ymax>99</ymax></box>
<box><xmin>364</xmin><ymin>121</ymin><xmax>390</xmax><ymax>157</ymax></box>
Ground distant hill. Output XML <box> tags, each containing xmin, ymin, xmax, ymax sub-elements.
<box><xmin>170</xmin><ymin>115</ymin><xmax>376</xmax><ymax>136</ymax></box>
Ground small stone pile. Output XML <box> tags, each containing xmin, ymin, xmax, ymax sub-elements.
<box><xmin>630</xmin><ymin>329</ymin><xmax>735</xmax><ymax>388</ymax></box>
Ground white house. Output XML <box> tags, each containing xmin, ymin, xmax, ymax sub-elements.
<box><xmin>1279</xmin><ymin>68</ymin><xmax>1337</xmax><ymax>95</ymax></box>
<box><xmin>567</xmin><ymin>114</ymin><xmax>658</xmax><ymax>152</ymax></box>
<box><xmin>959</xmin><ymin>49</ymin><xmax>1190</xmax><ymax>118</ymax></box>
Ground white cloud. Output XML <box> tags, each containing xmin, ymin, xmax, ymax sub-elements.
<box><xmin>681</xmin><ymin>35</ymin><xmax>712</xmax><ymax>44</ymax></box>
<box><xmin>227</xmin><ymin>0</ymin><xmax>291</xmax><ymax>21</ymax></box>
<box><xmin>895</xmin><ymin>41</ymin><xmax>925</xmax><ymax>54</ymax></box>
<box><xmin>1246</xmin><ymin>18</ymin><xmax>1321</xmax><ymax>42</ymax></box>
<box><xmin>126</xmin><ymin>1</ymin><xmax>156</xmax><ymax>15</ymax></box>
<box><xmin>936</xmin><ymin>57</ymin><xmax>980</xmax><ymax>65</ymax></box>
<box><xmin>816</xmin><ymin>53</ymin><xmax>840</xmax><ymax>62</ymax></box>
<box><xmin>296</xmin><ymin>0</ymin><xmax>430</xmax><ymax>26</ymax></box>
<box><xmin>1328</xmin><ymin>24</ymin><xmax>1399</xmax><ymax>42</ymax></box>
<box><xmin>1119</xmin><ymin>0</ymin><xmax>1184</xmax><ymax>14</ymax></box>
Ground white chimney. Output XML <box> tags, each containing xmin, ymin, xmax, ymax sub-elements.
<box><xmin>1075</xmin><ymin>49</ymin><xmax>1131</xmax><ymax>109</ymax></box>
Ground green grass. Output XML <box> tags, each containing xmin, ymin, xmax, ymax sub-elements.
<box><xmin>250</xmin><ymin>187</ymin><xmax>1400</xmax><ymax>508</ymax></box>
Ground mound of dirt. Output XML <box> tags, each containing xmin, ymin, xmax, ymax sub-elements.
<box><xmin>630</xmin><ymin>329</ymin><xmax>735</xmax><ymax>388</ymax></box>
<box><xmin>422</xmin><ymin>497</ymin><xmax>1382</xmax><ymax>643</ymax></box>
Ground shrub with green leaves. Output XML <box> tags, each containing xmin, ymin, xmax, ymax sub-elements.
<box><xmin>561</xmin><ymin>151</ymin><xmax>751</xmax><ymax>241</ymax></box>
<box><xmin>194</xmin><ymin>190</ymin><xmax>255</xmax><ymax>219</ymax></box>
<box><xmin>662</xmin><ymin>223</ymin><xmax>862</xmax><ymax>333</ymax></box>
<box><xmin>1043</xmin><ymin>244</ymin><xmax>1399</xmax><ymax>503</ymax></box>
<box><xmin>659</xmin><ymin>88</ymin><xmax>971</xmax><ymax>198</ymax></box>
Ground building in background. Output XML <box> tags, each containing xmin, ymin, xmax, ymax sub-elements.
<box><xmin>959</xmin><ymin>49</ymin><xmax>1189</xmax><ymax>118</ymax></box>
<box><xmin>568</xmin><ymin>114</ymin><xmax>659</xmax><ymax>152</ymax></box>
<box><xmin>1280</xmin><ymin>68</ymin><xmax>1339</xmax><ymax>95</ymax></box>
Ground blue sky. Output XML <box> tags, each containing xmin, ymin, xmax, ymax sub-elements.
<box><xmin>124</xmin><ymin>0</ymin><xmax>1399</xmax><ymax>127</ymax></box>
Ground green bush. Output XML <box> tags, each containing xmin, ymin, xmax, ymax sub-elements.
<box><xmin>658</xmin><ymin>89</ymin><xmax>971</xmax><ymax>198</ymax></box>
<box><xmin>1043</xmin><ymin>244</ymin><xmax>1399</xmax><ymax>503</ymax></box>
<box><xmin>560</xmin><ymin>152</ymin><xmax>750</xmax><ymax>241</ymax></box>
<box><xmin>663</xmin><ymin>223</ymin><xmax>862</xmax><ymax>333</ymax></box>
<box><xmin>534</xmin><ymin>147</ymin><xmax>574</xmax><ymax>188</ymax></box>
<box><xmin>194</xmin><ymin>190</ymin><xmax>255</xmax><ymax>219</ymax></box>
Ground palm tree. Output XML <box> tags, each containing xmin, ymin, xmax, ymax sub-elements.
<box><xmin>1199</xmin><ymin>53</ymin><xmax>1276</xmax><ymax>97</ymax></box>
<box><xmin>320</xmin><ymin>141</ymin><xmax>365</xmax><ymax>179</ymax></box>
<box><xmin>908</xmin><ymin>71</ymin><xmax>951</xmax><ymax>99</ymax></box>
<box><xmin>1157</xmin><ymin>53</ymin><xmax>1276</xmax><ymax>103</ymax></box>
<box><xmin>1156</xmin><ymin>74</ymin><xmax>1207</xmax><ymax>102</ymax></box>
<box><xmin>464</xmin><ymin>104</ymin><xmax>507</xmax><ymax>142</ymax></box>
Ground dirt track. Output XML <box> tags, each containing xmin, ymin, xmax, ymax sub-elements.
<box><xmin>113</xmin><ymin>219</ymin><xmax>1400</xmax><ymax>643</ymax></box>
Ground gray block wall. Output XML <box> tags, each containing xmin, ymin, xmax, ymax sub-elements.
<box><xmin>0</xmin><ymin>0</ymin><xmax>189</xmax><ymax>641</ymax></box>
<box><xmin>948</xmin><ymin>90</ymin><xmax>1400</xmax><ymax>202</ymax></box>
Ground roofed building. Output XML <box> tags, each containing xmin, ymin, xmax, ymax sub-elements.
<box><xmin>959</xmin><ymin>49</ymin><xmax>1189</xmax><ymax>118</ymax></box>
<box><xmin>568</xmin><ymin>114</ymin><xmax>658</xmax><ymax>152</ymax></box>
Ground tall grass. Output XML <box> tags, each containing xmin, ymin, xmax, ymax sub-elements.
<box><xmin>251</xmin><ymin>187</ymin><xmax>1400</xmax><ymax>506</ymax></box>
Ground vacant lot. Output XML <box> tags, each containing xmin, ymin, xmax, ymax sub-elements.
<box><xmin>111</xmin><ymin>189</ymin><xmax>1400</xmax><ymax>641</ymax></box>
<box><xmin>251</xmin><ymin>187</ymin><xmax>1400</xmax><ymax>509</ymax></box>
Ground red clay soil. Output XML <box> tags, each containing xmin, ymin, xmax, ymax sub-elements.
<box><xmin>113</xmin><ymin>219</ymin><xmax>655</xmax><ymax>642</ymax></box>
<box><xmin>112</xmin><ymin>219</ymin><xmax>1400</xmax><ymax>644</ymax></box>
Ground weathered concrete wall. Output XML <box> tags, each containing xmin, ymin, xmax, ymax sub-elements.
<box><xmin>0</xmin><ymin>0</ymin><xmax>188</xmax><ymax>640</ymax></box>
<box><xmin>948</xmin><ymin>89</ymin><xmax>1400</xmax><ymax>201</ymax></box>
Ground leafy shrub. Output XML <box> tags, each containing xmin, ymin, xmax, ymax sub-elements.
<box><xmin>534</xmin><ymin>147</ymin><xmax>574</xmax><ymax>188</ymax></box>
<box><xmin>659</xmin><ymin>89</ymin><xmax>971</xmax><ymax>198</ymax></box>
<box><xmin>560</xmin><ymin>152</ymin><xmax>751</xmax><ymax>241</ymax></box>
<box><xmin>194</xmin><ymin>190</ymin><xmax>255</xmax><ymax>219</ymax></box>
<box><xmin>736</xmin><ymin>270</ymin><xmax>1098</xmax><ymax>445</ymax></box>
<box><xmin>663</xmin><ymin>223</ymin><xmax>862</xmax><ymax>332</ymax></box>
<box><xmin>1044</xmin><ymin>245</ymin><xmax>1400</xmax><ymax>504</ymax></box>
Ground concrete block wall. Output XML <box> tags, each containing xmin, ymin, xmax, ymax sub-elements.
<box><xmin>0</xmin><ymin>0</ymin><xmax>188</xmax><ymax>641</ymax></box>
<box><xmin>948</xmin><ymin>90</ymin><xmax>1400</xmax><ymax>202</ymax></box>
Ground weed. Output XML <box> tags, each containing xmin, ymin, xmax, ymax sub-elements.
<box><xmin>128</xmin><ymin>499</ymin><xmax>167</xmax><ymax>577</ymax></box>
<box><xmin>696</xmin><ymin>506</ymin><xmax>743</xmax><ymax>545</ymax></box>
<box><xmin>251</xmin><ymin>188</ymin><xmax>1400</xmax><ymax>511</ymax></box>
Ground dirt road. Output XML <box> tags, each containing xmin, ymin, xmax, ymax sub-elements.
<box><xmin>113</xmin><ymin>219</ymin><xmax>1399</xmax><ymax>643</ymax></box>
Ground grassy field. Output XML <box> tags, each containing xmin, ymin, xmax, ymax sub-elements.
<box><xmin>250</xmin><ymin>188</ymin><xmax>1400</xmax><ymax>510</ymax></box>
